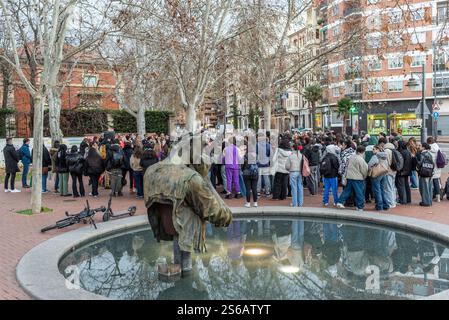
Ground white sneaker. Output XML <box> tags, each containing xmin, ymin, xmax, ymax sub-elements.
<box><xmin>244</xmin><ymin>202</ymin><xmax>251</xmax><ymax>208</ymax></box>
<box><xmin>10</xmin><ymin>189</ymin><xmax>21</xmax><ymax>193</ymax></box>
<box><xmin>336</xmin><ymin>203</ymin><xmax>345</xmax><ymax>209</ymax></box>
<box><xmin>4</xmin><ymin>189</ymin><xmax>10</xmax><ymax>193</ymax></box>
<box><xmin>253</xmin><ymin>202</ymin><xmax>258</xmax><ymax>207</ymax></box>
<box><xmin>437</xmin><ymin>194</ymin><xmax>441</xmax><ymax>203</ymax></box>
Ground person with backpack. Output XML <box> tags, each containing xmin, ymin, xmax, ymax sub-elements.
<box><xmin>336</xmin><ymin>145</ymin><xmax>368</xmax><ymax>211</ymax></box>
<box><xmin>106</xmin><ymin>141</ymin><xmax>125</xmax><ymax>197</ymax></box>
<box><xmin>303</xmin><ymin>139</ymin><xmax>321</xmax><ymax>196</ymax></box>
<box><xmin>19</xmin><ymin>138</ymin><xmax>32</xmax><ymax>188</ymax></box>
<box><xmin>55</xmin><ymin>144</ymin><xmax>70</xmax><ymax>196</ymax></box>
<box><xmin>368</xmin><ymin>146</ymin><xmax>390</xmax><ymax>211</ymax></box>
<box><xmin>396</xmin><ymin>140</ymin><xmax>413</xmax><ymax>205</ymax></box>
<box><xmin>382</xmin><ymin>139</ymin><xmax>402</xmax><ymax>209</ymax></box>
<box><xmin>416</xmin><ymin>143</ymin><xmax>435</xmax><ymax>207</ymax></box>
<box><xmin>85</xmin><ymin>142</ymin><xmax>104</xmax><ymax>197</ymax></box>
<box><xmin>3</xmin><ymin>137</ymin><xmax>21</xmax><ymax>193</ymax></box>
<box><xmin>285</xmin><ymin>144</ymin><xmax>304</xmax><ymax>207</ymax></box>
<box><xmin>427</xmin><ymin>137</ymin><xmax>444</xmax><ymax>202</ymax></box>
<box><xmin>122</xmin><ymin>141</ymin><xmax>135</xmax><ymax>195</ymax></box>
<box><xmin>320</xmin><ymin>145</ymin><xmax>340</xmax><ymax>207</ymax></box>
<box><xmin>242</xmin><ymin>141</ymin><xmax>259</xmax><ymax>208</ymax></box>
<box><xmin>66</xmin><ymin>145</ymin><xmax>85</xmax><ymax>197</ymax></box>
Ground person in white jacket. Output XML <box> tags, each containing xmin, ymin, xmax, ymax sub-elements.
<box><xmin>427</xmin><ymin>136</ymin><xmax>442</xmax><ymax>202</ymax></box>
<box><xmin>272</xmin><ymin>138</ymin><xmax>292</xmax><ymax>200</ymax></box>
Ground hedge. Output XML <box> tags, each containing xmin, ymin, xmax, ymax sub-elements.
<box><xmin>0</xmin><ymin>108</ymin><xmax>15</xmax><ymax>138</ymax></box>
<box><xmin>42</xmin><ymin>109</ymin><xmax>172</xmax><ymax>136</ymax></box>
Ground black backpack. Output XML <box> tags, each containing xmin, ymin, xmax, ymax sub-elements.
<box><xmin>112</xmin><ymin>151</ymin><xmax>124</xmax><ymax>168</ymax></box>
<box><xmin>390</xmin><ymin>149</ymin><xmax>404</xmax><ymax>171</ymax></box>
<box><xmin>418</xmin><ymin>154</ymin><xmax>434</xmax><ymax>178</ymax></box>
<box><xmin>320</xmin><ymin>154</ymin><xmax>333</xmax><ymax>177</ymax></box>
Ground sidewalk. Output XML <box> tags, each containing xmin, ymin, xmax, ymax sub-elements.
<box><xmin>1</xmin><ymin>176</ymin><xmax>449</xmax><ymax>299</ymax></box>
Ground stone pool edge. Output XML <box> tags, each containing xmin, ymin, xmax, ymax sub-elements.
<box><xmin>16</xmin><ymin>207</ymin><xmax>449</xmax><ymax>300</ymax></box>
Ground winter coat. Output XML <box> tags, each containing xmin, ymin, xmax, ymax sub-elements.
<box><xmin>31</xmin><ymin>145</ymin><xmax>52</xmax><ymax>169</ymax></box>
<box><xmin>274</xmin><ymin>148</ymin><xmax>292</xmax><ymax>174</ymax></box>
<box><xmin>19</xmin><ymin>144</ymin><xmax>32</xmax><ymax>165</ymax></box>
<box><xmin>256</xmin><ymin>141</ymin><xmax>272</xmax><ymax>168</ymax></box>
<box><xmin>106</xmin><ymin>144</ymin><xmax>125</xmax><ymax>171</ymax></box>
<box><xmin>79</xmin><ymin>140</ymin><xmax>89</xmax><ymax>158</ymax></box>
<box><xmin>85</xmin><ymin>149</ymin><xmax>105</xmax><ymax>175</ymax></box>
<box><xmin>55</xmin><ymin>146</ymin><xmax>69</xmax><ymax>173</ymax></box>
<box><xmin>304</xmin><ymin>144</ymin><xmax>321</xmax><ymax>166</ymax></box>
<box><xmin>429</xmin><ymin>143</ymin><xmax>442</xmax><ymax>179</ymax></box>
<box><xmin>285</xmin><ymin>150</ymin><xmax>303</xmax><ymax>172</ymax></box>
<box><xmin>122</xmin><ymin>144</ymin><xmax>134</xmax><ymax>170</ymax></box>
<box><xmin>223</xmin><ymin>144</ymin><xmax>241</xmax><ymax>170</ymax></box>
<box><xmin>49</xmin><ymin>147</ymin><xmax>59</xmax><ymax>173</ymax></box>
<box><xmin>321</xmin><ymin>152</ymin><xmax>340</xmax><ymax>178</ymax></box>
<box><xmin>398</xmin><ymin>148</ymin><xmax>413</xmax><ymax>177</ymax></box>
<box><xmin>339</xmin><ymin>147</ymin><xmax>355</xmax><ymax>176</ymax></box>
<box><xmin>140</xmin><ymin>152</ymin><xmax>159</xmax><ymax>172</ymax></box>
<box><xmin>130</xmin><ymin>155</ymin><xmax>143</xmax><ymax>172</ymax></box>
<box><xmin>345</xmin><ymin>154</ymin><xmax>368</xmax><ymax>181</ymax></box>
<box><xmin>3</xmin><ymin>144</ymin><xmax>20</xmax><ymax>173</ymax></box>
<box><xmin>66</xmin><ymin>152</ymin><xmax>85</xmax><ymax>175</ymax></box>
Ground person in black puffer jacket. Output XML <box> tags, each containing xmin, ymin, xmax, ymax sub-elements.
<box><xmin>140</xmin><ymin>148</ymin><xmax>159</xmax><ymax>173</ymax></box>
<box><xmin>303</xmin><ymin>140</ymin><xmax>321</xmax><ymax>195</ymax></box>
<box><xmin>106</xmin><ymin>142</ymin><xmax>125</xmax><ymax>196</ymax></box>
<box><xmin>66</xmin><ymin>145</ymin><xmax>85</xmax><ymax>197</ymax></box>
<box><xmin>56</xmin><ymin>144</ymin><xmax>71</xmax><ymax>196</ymax></box>
<box><xmin>85</xmin><ymin>142</ymin><xmax>104</xmax><ymax>197</ymax></box>
<box><xmin>3</xmin><ymin>137</ymin><xmax>20</xmax><ymax>192</ymax></box>
<box><xmin>122</xmin><ymin>142</ymin><xmax>134</xmax><ymax>194</ymax></box>
<box><xmin>396</xmin><ymin>140</ymin><xmax>413</xmax><ymax>204</ymax></box>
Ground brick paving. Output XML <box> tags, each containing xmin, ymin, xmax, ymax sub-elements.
<box><xmin>1</xmin><ymin>175</ymin><xmax>449</xmax><ymax>299</ymax></box>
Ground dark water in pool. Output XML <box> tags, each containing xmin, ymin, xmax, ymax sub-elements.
<box><xmin>59</xmin><ymin>219</ymin><xmax>449</xmax><ymax>300</ymax></box>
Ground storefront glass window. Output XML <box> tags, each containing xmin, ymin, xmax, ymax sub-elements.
<box><xmin>315</xmin><ymin>113</ymin><xmax>322</xmax><ymax>129</ymax></box>
<box><xmin>367</xmin><ymin>114</ymin><xmax>387</xmax><ymax>135</ymax></box>
<box><xmin>390</xmin><ymin>113</ymin><xmax>422</xmax><ymax>136</ymax></box>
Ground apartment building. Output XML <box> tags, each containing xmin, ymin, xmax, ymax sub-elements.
<box><xmin>291</xmin><ymin>0</ymin><xmax>449</xmax><ymax>136</ymax></box>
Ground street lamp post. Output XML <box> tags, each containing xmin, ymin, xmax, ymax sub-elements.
<box><xmin>407</xmin><ymin>63</ymin><xmax>426</xmax><ymax>143</ymax></box>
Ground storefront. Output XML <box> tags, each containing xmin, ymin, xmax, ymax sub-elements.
<box><xmin>361</xmin><ymin>99</ymin><xmax>434</xmax><ymax>137</ymax></box>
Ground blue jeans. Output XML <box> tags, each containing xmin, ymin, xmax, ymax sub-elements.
<box><xmin>42</xmin><ymin>174</ymin><xmax>48</xmax><ymax>192</ymax></box>
<box><xmin>133</xmin><ymin>171</ymin><xmax>144</xmax><ymax>197</ymax></box>
<box><xmin>419</xmin><ymin>177</ymin><xmax>433</xmax><ymax>206</ymax></box>
<box><xmin>372</xmin><ymin>175</ymin><xmax>389</xmax><ymax>210</ymax></box>
<box><xmin>22</xmin><ymin>163</ymin><xmax>30</xmax><ymax>187</ymax></box>
<box><xmin>239</xmin><ymin>171</ymin><xmax>246</xmax><ymax>197</ymax></box>
<box><xmin>291</xmin><ymin>220</ymin><xmax>304</xmax><ymax>249</ymax></box>
<box><xmin>410</xmin><ymin>170</ymin><xmax>418</xmax><ymax>188</ymax></box>
<box><xmin>338</xmin><ymin>179</ymin><xmax>366</xmax><ymax>209</ymax></box>
<box><xmin>257</xmin><ymin>173</ymin><xmax>271</xmax><ymax>194</ymax></box>
<box><xmin>323</xmin><ymin>177</ymin><xmax>338</xmax><ymax>205</ymax></box>
<box><xmin>382</xmin><ymin>174</ymin><xmax>396</xmax><ymax>208</ymax></box>
<box><xmin>289</xmin><ymin>171</ymin><xmax>303</xmax><ymax>207</ymax></box>
<box><xmin>54</xmin><ymin>173</ymin><xmax>59</xmax><ymax>191</ymax></box>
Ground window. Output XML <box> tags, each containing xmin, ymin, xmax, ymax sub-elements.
<box><xmin>367</xmin><ymin>35</ymin><xmax>381</xmax><ymax>49</ymax></box>
<box><xmin>331</xmin><ymin>109</ymin><xmax>343</xmax><ymax>125</ymax></box>
<box><xmin>294</xmin><ymin>95</ymin><xmax>299</xmax><ymax>108</ymax></box>
<box><xmin>332</xmin><ymin>87</ymin><xmax>340</xmax><ymax>97</ymax></box>
<box><xmin>412</xmin><ymin>54</ymin><xmax>425</xmax><ymax>67</ymax></box>
<box><xmin>411</xmin><ymin>32</ymin><xmax>426</xmax><ymax>44</ymax></box>
<box><xmin>368</xmin><ymin>57</ymin><xmax>382</xmax><ymax>70</ymax></box>
<box><xmin>437</xmin><ymin>2</ymin><xmax>449</xmax><ymax>25</ymax></box>
<box><xmin>389</xmin><ymin>10</ymin><xmax>402</xmax><ymax>24</ymax></box>
<box><xmin>388</xmin><ymin>56</ymin><xmax>403</xmax><ymax>69</ymax></box>
<box><xmin>353</xmin><ymin>83</ymin><xmax>362</xmax><ymax>93</ymax></box>
<box><xmin>368</xmin><ymin>0</ymin><xmax>379</xmax><ymax>4</ymax></box>
<box><xmin>409</xmin><ymin>72</ymin><xmax>423</xmax><ymax>91</ymax></box>
<box><xmin>411</xmin><ymin>8</ymin><xmax>424</xmax><ymax>21</ymax></box>
<box><xmin>331</xmin><ymin>66</ymin><xmax>339</xmax><ymax>77</ymax></box>
<box><xmin>367</xmin><ymin>14</ymin><xmax>381</xmax><ymax>30</ymax></box>
<box><xmin>368</xmin><ymin>80</ymin><xmax>382</xmax><ymax>93</ymax></box>
<box><xmin>332</xmin><ymin>5</ymin><xmax>339</xmax><ymax>16</ymax></box>
<box><xmin>388</xmin><ymin>80</ymin><xmax>403</xmax><ymax>92</ymax></box>
<box><xmin>83</xmin><ymin>75</ymin><xmax>98</xmax><ymax>87</ymax></box>
<box><xmin>388</xmin><ymin>31</ymin><xmax>403</xmax><ymax>47</ymax></box>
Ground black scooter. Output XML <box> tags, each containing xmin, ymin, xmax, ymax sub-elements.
<box><xmin>102</xmin><ymin>192</ymin><xmax>137</xmax><ymax>222</ymax></box>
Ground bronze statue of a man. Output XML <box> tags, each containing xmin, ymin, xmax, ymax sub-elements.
<box><xmin>144</xmin><ymin>142</ymin><xmax>232</xmax><ymax>274</ymax></box>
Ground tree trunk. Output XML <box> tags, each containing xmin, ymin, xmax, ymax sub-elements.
<box><xmin>137</xmin><ymin>106</ymin><xmax>146</xmax><ymax>137</ymax></box>
<box><xmin>1</xmin><ymin>65</ymin><xmax>10</xmax><ymax>109</ymax></box>
<box><xmin>48</xmin><ymin>88</ymin><xmax>64</xmax><ymax>143</ymax></box>
<box><xmin>311</xmin><ymin>102</ymin><xmax>316</xmax><ymax>132</ymax></box>
<box><xmin>31</xmin><ymin>95</ymin><xmax>44</xmax><ymax>214</ymax></box>
<box><xmin>263</xmin><ymin>100</ymin><xmax>271</xmax><ymax>131</ymax></box>
<box><xmin>185</xmin><ymin>105</ymin><xmax>196</xmax><ymax>132</ymax></box>
<box><xmin>342</xmin><ymin>114</ymin><xmax>347</xmax><ymax>135</ymax></box>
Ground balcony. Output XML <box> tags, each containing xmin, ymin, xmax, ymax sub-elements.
<box><xmin>346</xmin><ymin>92</ymin><xmax>362</xmax><ymax>100</ymax></box>
<box><xmin>344</xmin><ymin>71</ymin><xmax>362</xmax><ymax>80</ymax></box>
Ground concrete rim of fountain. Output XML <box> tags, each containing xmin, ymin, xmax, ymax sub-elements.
<box><xmin>16</xmin><ymin>206</ymin><xmax>449</xmax><ymax>300</ymax></box>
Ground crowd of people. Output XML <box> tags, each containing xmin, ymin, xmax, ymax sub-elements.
<box><xmin>208</xmin><ymin>130</ymin><xmax>448</xmax><ymax>212</ymax></box>
<box><xmin>2</xmin><ymin>133</ymin><xmax>169</xmax><ymax>199</ymax></box>
<box><xmin>2</xmin><ymin>129</ymin><xmax>448</xmax><ymax>213</ymax></box>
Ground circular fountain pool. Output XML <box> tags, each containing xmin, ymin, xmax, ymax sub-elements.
<box><xmin>57</xmin><ymin>217</ymin><xmax>449</xmax><ymax>300</ymax></box>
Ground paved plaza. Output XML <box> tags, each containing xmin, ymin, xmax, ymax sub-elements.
<box><xmin>1</xmin><ymin>175</ymin><xmax>449</xmax><ymax>300</ymax></box>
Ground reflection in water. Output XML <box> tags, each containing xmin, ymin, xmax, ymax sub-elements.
<box><xmin>59</xmin><ymin>219</ymin><xmax>449</xmax><ymax>300</ymax></box>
